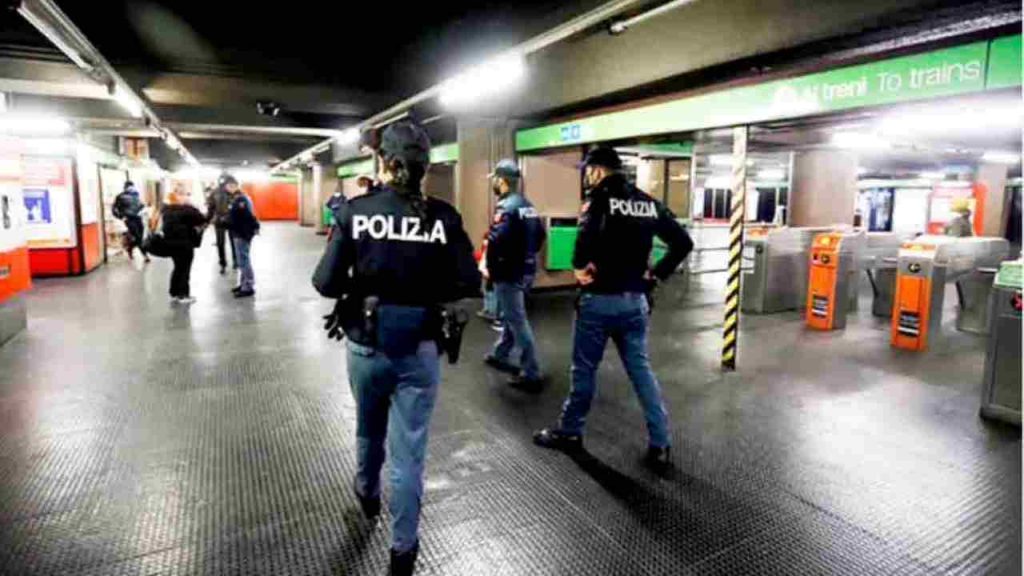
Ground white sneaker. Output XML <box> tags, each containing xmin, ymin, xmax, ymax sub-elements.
<box><xmin>177</xmin><ymin>296</ymin><xmax>197</xmax><ymax>304</ymax></box>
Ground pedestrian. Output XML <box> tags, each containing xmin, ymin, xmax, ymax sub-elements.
<box><xmin>482</xmin><ymin>159</ymin><xmax>548</xmax><ymax>392</ymax></box>
<box><xmin>944</xmin><ymin>197</ymin><xmax>975</xmax><ymax>237</ymax></box>
<box><xmin>157</xmin><ymin>189</ymin><xmax>207</xmax><ymax>305</ymax></box>
<box><xmin>475</xmin><ymin>234</ymin><xmax>502</xmax><ymax>329</ymax></box>
<box><xmin>224</xmin><ymin>176</ymin><xmax>259</xmax><ymax>298</ymax></box>
<box><xmin>312</xmin><ymin>120</ymin><xmax>480</xmax><ymax>576</ymax></box>
<box><xmin>533</xmin><ymin>146</ymin><xmax>694</xmax><ymax>474</ymax></box>
<box><xmin>111</xmin><ymin>181</ymin><xmax>150</xmax><ymax>264</ymax></box>
<box><xmin>206</xmin><ymin>177</ymin><xmax>236</xmax><ymax>274</ymax></box>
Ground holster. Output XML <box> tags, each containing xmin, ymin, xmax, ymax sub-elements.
<box><xmin>436</xmin><ymin>306</ymin><xmax>469</xmax><ymax>365</ymax></box>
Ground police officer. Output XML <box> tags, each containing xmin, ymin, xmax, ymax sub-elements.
<box><xmin>312</xmin><ymin>120</ymin><xmax>480</xmax><ymax>576</ymax></box>
<box><xmin>533</xmin><ymin>146</ymin><xmax>693</xmax><ymax>473</ymax></box>
<box><xmin>482</xmin><ymin>159</ymin><xmax>547</xmax><ymax>392</ymax></box>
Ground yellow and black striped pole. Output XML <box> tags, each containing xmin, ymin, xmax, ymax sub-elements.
<box><xmin>722</xmin><ymin>126</ymin><xmax>748</xmax><ymax>371</ymax></box>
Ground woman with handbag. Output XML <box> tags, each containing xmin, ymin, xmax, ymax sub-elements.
<box><xmin>156</xmin><ymin>190</ymin><xmax>207</xmax><ymax>304</ymax></box>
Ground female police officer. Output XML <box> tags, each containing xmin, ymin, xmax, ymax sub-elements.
<box><xmin>313</xmin><ymin>120</ymin><xmax>480</xmax><ymax>575</ymax></box>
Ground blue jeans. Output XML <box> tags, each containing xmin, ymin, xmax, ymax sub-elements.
<box><xmin>490</xmin><ymin>277</ymin><xmax>541</xmax><ymax>379</ymax></box>
<box><xmin>558</xmin><ymin>292</ymin><xmax>671</xmax><ymax>448</ymax></box>
<box><xmin>483</xmin><ymin>286</ymin><xmax>499</xmax><ymax>318</ymax></box>
<box><xmin>347</xmin><ymin>340</ymin><xmax>440</xmax><ymax>553</ymax></box>
<box><xmin>233</xmin><ymin>237</ymin><xmax>254</xmax><ymax>291</ymax></box>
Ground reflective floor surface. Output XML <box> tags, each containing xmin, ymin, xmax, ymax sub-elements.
<box><xmin>0</xmin><ymin>223</ymin><xmax>1019</xmax><ymax>575</ymax></box>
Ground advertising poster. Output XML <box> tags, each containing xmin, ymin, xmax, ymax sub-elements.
<box><xmin>21</xmin><ymin>156</ymin><xmax>76</xmax><ymax>248</ymax></box>
<box><xmin>77</xmin><ymin>159</ymin><xmax>100</xmax><ymax>225</ymax></box>
<box><xmin>0</xmin><ymin>183</ymin><xmax>26</xmax><ymax>253</ymax></box>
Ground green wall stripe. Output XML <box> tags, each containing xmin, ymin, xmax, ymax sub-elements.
<box><xmin>517</xmin><ymin>35</ymin><xmax>1019</xmax><ymax>152</ymax></box>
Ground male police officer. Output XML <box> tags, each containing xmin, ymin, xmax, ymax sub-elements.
<box><xmin>312</xmin><ymin>120</ymin><xmax>480</xmax><ymax>576</ymax></box>
<box><xmin>533</xmin><ymin>146</ymin><xmax>693</xmax><ymax>473</ymax></box>
<box><xmin>482</xmin><ymin>159</ymin><xmax>547</xmax><ymax>392</ymax></box>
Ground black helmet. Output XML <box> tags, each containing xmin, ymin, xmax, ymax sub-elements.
<box><xmin>379</xmin><ymin>120</ymin><xmax>431</xmax><ymax>168</ymax></box>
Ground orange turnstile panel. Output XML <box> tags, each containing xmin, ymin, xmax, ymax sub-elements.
<box><xmin>806</xmin><ymin>233</ymin><xmax>841</xmax><ymax>331</ymax></box>
<box><xmin>891</xmin><ymin>274</ymin><xmax>932</xmax><ymax>350</ymax></box>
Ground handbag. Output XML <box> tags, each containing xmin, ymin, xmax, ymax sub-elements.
<box><xmin>141</xmin><ymin>211</ymin><xmax>172</xmax><ymax>258</ymax></box>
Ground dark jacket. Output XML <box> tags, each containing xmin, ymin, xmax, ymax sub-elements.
<box><xmin>486</xmin><ymin>193</ymin><xmax>547</xmax><ymax>282</ymax></box>
<box><xmin>206</xmin><ymin>187</ymin><xmax>232</xmax><ymax>226</ymax></box>
<box><xmin>227</xmin><ymin>194</ymin><xmax>260</xmax><ymax>241</ymax></box>
<box><xmin>573</xmin><ymin>173</ymin><xmax>693</xmax><ymax>294</ymax></box>
<box><xmin>312</xmin><ymin>185</ymin><xmax>481</xmax><ymax>343</ymax></box>
<box><xmin>112</xmin><ymin>189</ymin><xmax>144</xmax><ymax>220</ymax></box>
<box><xmin>161</xmin><ymin>204</ymin><xmax>206</xmax><ymax>249</ymax></box>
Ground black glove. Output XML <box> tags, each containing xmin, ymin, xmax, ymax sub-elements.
<box><xmin>323</xmin><ymin>299</ymin><xmax>346</xmax><ymax>341</ymax></box>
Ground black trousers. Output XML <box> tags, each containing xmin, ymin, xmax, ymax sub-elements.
<box><xmin>124</xmin><ymin>216</ymin><xmax>147</xmax><ymax>256</ymax></box>
<box><xmin>215</xmin><ymin>225</ymin><xmax>236</xmax><ymax>269</ymax></box>
<box><xmin>170</xmin><ymin>248</ymin><xmax>195</xmax><ymax>298</ymax></box>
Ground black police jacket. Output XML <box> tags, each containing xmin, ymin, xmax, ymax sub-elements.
<box><xmin>486</xmin><ymin>193</ymin><xmax>546</xmax><ymax>282</ymax></box>
<box><xmin>574</xmin><ymin>173</ymin><xmax>694</xmax><ymax>294</ymax></box>
<box><xmin>312</xmin><ymin>185</ymin><xmax>481</xmax><ymax>341</ymax></box>
<box><xmin>227</xmin><ymin>195</ymin><xmax>260</xmax><ymax>241</ymax></box>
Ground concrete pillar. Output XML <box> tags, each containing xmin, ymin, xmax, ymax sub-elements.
<box><xmin>299</xmin><ymin>164</ymin><xmax>318</xmax><ymax>227</ymax></box>
<box><xmin>977</xmin><ymin>163</ymin><xmax>1009</xmax><ymax>237</ymax></box>
<box><xmin>455</xmin><ymin>117</ymin><xmax>516</xmax><ymax>250</ymax></box>
<box><xmin>316</xmin><ymin>165</ymin><xmax>338</xmax><ymax>235</ymax></box>
<box><xmin>789</xmin><ymin>150</ymin><xmax>858</xmax><ymax>227</ymax></box>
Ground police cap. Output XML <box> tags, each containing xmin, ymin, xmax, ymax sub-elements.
<box><xmin>581</xmin><ymin>146</ymin><xmax>623</xmax><ymax>170</ymax></box>
<box><xmin>379</xmin><ymin>120</ymin><xmax>431</xmax><ymax>168</ymax></box>
<box><xmin>488</xmin><ymin>159</ymin><xmax>521</xmax><ymax>180</ymax></box>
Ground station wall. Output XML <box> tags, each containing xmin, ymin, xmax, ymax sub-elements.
<box><xmin>243</xmin><ymin>179</ymin><xmax>299</xmax><ymax>221</ymax></box>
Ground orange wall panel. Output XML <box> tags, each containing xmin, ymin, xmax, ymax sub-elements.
<box><xmin>81</xmin><ymin>222</ymin><xmax>102</xmax><ymax>272</ymax></box>
<box><xmin>29</xmin><ymin>247</ymin><xmax>76</xmax><ymax>277</ymax></box>
<box><xmin>0</xmin><ymin>247</ymin><xmax>32</xmax><ymax>303</ymax></box>
<box><xmin>244</xmin><ymin>182</ymin><xmax>298</xmax><ymax>221</ymax></box>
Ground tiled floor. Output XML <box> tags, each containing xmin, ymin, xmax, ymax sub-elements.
<box><xmin>0</xmin><ymin>223</ymin><xmax>1018</xmax><ymax>575</ymax></box>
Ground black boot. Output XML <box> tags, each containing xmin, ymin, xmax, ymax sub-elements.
<box><xmin>644</xmin><ymin>445</ymin><xmax>672</xmax><ymax>474</ymax></box>
<box><xmin>532</xmin><ymin>428</ymin><xmax>583</xmax><ymax>453</ymax></box>
<box><xmin>484</xmin><ymin>355</ymin><xmax>519</xmax><ymax>375</ymax></box>
<box><xmin>508</xmin><ymin>374</ymin><xmax>546</xmax><ymax>394</ymax></box>
<box><xmin>390</xmin><ymin>542</ymin><xmax>419</xmax><ymax>576</ymax></box>
<box><xmin>353</xmin><ymin>479</ymin><xmax>380</xmax><ymax>520</ymax></box>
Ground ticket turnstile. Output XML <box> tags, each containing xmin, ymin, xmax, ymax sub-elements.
<box><xmin>891</xmin><ymin>236</ymin><xmax>1010</xmax><ymax>351</ymax></box>
<box><xmin>955</xmin><ymin>267</ymin><xmax>998</xmax><ymax>334</ymax></box>
<box><xmin>862</xmin><ymin>233</ymin><xmax>915</xmax><ymax>318</ymax></box>
<box><xmin>980</xmin><ymin>261</ymin><xmax>1021</xmax><ymax>425</ymax></box>
<box><xmin>806</xmin><ymin>231</ymin><xmax>866</xmax><ymax>330</ymax></box>
<box><xmin>742</xmin><ymin>227</ymin><xmax>834</xmax><ymax>314</ymax></box>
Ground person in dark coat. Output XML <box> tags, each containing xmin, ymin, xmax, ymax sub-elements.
<box><xmin>112</xmin><ymin>181</ymin><xmax>150</xmax><ymax>263</ymax></box>
<box><xmin>158</xmin><ymin>190</ymin><xmax>207</xmax><ymax>304</ymax></box>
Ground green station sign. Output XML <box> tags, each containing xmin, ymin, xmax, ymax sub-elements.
<box><xmin>430</xmin><ymin>143</ymin><xmax>459</xmax><ymax>164</ymax></box>
<box><xmin>987</xmin><ymin>34</ymin><xmax>1022</xmax><ymax>90</ymax></box>
<box><xmin>336</xmin><ymin>143</ymin><xmax>458</xmax><ymax>177</ymax></box>
<box><xmin>337</xmin><ymin>158</ymin><xmax>374</xmax><ymax>178</ymax></box>
<box><xmin>994</xmin><ymin>260</ymin><xmax>1022</xmax><ymax>290</ymax></box>
<box><xmin>517</xmin><ymin>35</ymin><xmax>1020</xmax><ymax>152</ymax></box>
